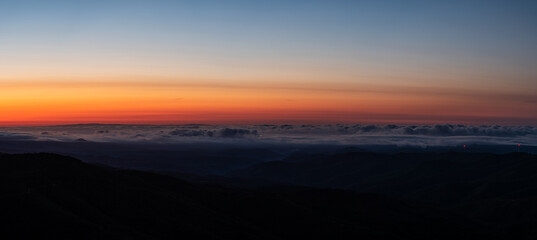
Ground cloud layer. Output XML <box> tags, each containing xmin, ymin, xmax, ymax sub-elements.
<box><xmin>1</xmin><ymin>124</ymin><xmax>536</xmax><ymax>147</ymax></box>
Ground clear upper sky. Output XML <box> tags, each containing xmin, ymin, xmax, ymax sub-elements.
<box><xmin>1</xmin><ymin>0</ymin><xmax>536</xmax><ymax>125</ymax></box>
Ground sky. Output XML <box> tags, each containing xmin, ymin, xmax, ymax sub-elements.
<box><xmin>1</xmin><ymin>0</ymin><xmax>537</xmax><ymax>126</ymax></box>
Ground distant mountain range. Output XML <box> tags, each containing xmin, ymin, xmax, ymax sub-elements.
<box><xmin>228</xmin><ymin>151</ymin><xmax>537</xmax><ymax>238</ymax></box>
<box><xmin>1</xmin><ymin>151</ymin><xmax>537</xmax><ymax>239</ymax></box>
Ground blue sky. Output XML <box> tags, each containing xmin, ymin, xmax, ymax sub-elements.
<box><xmin>1</xmin><ymin>0</ymin><xmax>537</xmax><ymax>125</ymax></box>
<box><xmin>3</xmin><ymin>0</ymin><xmax>536</xmax><ymax>83</ymax></box>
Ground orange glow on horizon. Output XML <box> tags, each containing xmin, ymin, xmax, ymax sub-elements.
<box><xmin>1</xmin><ymin>78</ymin><xmax>536</xmax><ymax>126</ymax></box>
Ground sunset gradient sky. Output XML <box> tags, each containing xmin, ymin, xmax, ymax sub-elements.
<box><xmin>1</xmin><ymin>0</ymin><xmax>537</xmax><ymax>126</ymax></box>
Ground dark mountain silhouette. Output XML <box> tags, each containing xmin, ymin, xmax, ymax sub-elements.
<box><xmin>229</xmin><ymin>151</ymin><xmax>537</xmax><ymax>238</ymax></box>
<box><xmin>0</xmin><ymin>152</ymin><xmax>497</xmax><ymax>239</ymax></box>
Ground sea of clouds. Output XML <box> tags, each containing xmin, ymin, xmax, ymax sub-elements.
<box><xmin>1</xmin><ymin>124</ymin><xmax>536</xmax><ymax>147</ymax></box>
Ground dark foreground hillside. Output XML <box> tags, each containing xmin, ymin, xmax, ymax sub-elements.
<box><xmin>230</xmin><ymin>151</ymin><xmax>537</xmax><ymax>239</ymax></box>
<box><xmin>0</xmin><ymin>153</ymin><xmax>498</xmax><ymax>240</ymax></box>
